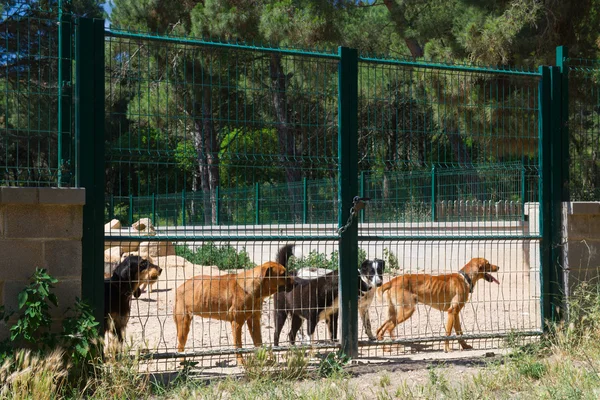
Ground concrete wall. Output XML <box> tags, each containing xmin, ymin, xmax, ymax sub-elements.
<box><xmin>562</xmin><ymin>202</ymin><xmax>600</xmax><ymax>300</ymax></box>
<box><xmin>0</xmin><ymin>187</ymin><xmax>85</xmax><ymax>340</ymax></box>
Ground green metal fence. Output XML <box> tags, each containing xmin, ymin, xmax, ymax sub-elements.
<box><xmin>0</xmin><ymin>3</ymin><xmax>573</xmax><ymax>374</ymax></box>
<box><xmin>564</xmin><ymin>53</ymin><xmax>600</xmax><ymax>201</ymax></box>
<box><xmin>106</xmin><ymin>165</ymin><xmax>527</xmax><ymax>226</ymax></box>
<box><xmin>0</xmin><ymin>1</ymin><xmax>74</xmax><ymax>187</ymax></box>
<box><xmin>94</xmin><ymin>20</ymin><xmax>551</xmax><ymax>371</ymax></box>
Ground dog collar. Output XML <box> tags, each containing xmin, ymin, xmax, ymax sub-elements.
<box><xmin>459</xmin><ymin>271</ymin><xmax>474</xmax><ymax>294</ymax></box>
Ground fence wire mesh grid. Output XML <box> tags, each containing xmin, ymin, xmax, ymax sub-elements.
<box><xmin>101</xmin><ymin>25</ymin><xmax>543</xmax><ymax>374</ymax></box>
<box><xmin>567</xmin><ymin>57</ymin><xmax>600</xmax><ymax>201</ymax></box>
<box><xmin>104</xmin><ymin>238</ymin><xmax>540</xmax><ymax>373</ymax></box>
<box><xmin>0</xmin><ymin>1</ymin><xmax>75</xmax><ymax>186</ymax></box>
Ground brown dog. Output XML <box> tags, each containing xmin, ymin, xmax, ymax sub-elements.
<box><xmin>105</xmin><ymin>256</ymin><xmax>162</xmax><ymax>345</ymax></box>
<box><xmin>173</xmin><ymin>244</ymin><xmax>295</xmax><ymax>364</ymax></box>
<box><xmin>376</xmin><ymin>258</ymin><xmax>500</xmax><ymax>352</ymax></box>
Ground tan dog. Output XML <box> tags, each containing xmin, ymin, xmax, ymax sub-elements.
<box><xmin>173</xmin><ymin>244</ymin><xmax>295</xmax><ymax>364</ymax></box>
<box><xmin>376</xmin><ymin>258</ymin><xmax>500</xmax><ymax>352</ymax></box>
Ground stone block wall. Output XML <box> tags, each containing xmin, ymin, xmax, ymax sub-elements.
<box><xmin>563</xmin><ymin>202</ymin><xmax>600</xmax><ymax>300</ymax></box>
<box><xmin>0</xmin><ymin>187</ymin><xmax>85</xmax><ymax>340</ymax></box>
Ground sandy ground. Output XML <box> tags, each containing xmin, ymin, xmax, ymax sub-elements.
<box><xmin>119</xmin><ymin>253</ymin><xmax>541</xmax><ymax>375</ymax></box>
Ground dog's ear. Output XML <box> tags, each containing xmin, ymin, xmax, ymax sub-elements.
<box><xmin>115</xmin><ymin>258</ymin><xmax>132</xmax><ymax>281</ymax></box>
<box><xmin>139</xmin><ymin>258</ymin><xmax>149</xmax><ymax>271</ymax></box>
<box><xmin>461</xmin><ymin>258</ymin><xmax>479</xmax><ymax>275</ymax></box>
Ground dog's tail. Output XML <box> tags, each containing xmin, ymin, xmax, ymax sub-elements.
<box><xmin>276</xmin><ymin>244</ymin><xmax>295</xmax><ymax>269</ymax></box>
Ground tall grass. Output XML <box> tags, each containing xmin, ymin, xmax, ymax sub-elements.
<box><xmin>5</xmin><ymin>281</ymin><xmax>600</xmax><ymax>399</ymax></box>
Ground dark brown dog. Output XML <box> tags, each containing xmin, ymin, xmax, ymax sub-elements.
<box><xmin>173</xmin><ymin>244</ymin><xmax>295</xmax><ymax>364</ymax></box>
<box><xmin>104</xmin><ymin>256</ymin><xmax>162</xmax><ymax>343</ymax></box>
<box><xmin>376</xmin><ymin>258</ymin><xmax>500</xmax><ymax>352</ymax></box>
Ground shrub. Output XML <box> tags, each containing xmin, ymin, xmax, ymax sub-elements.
<box><xmin>0</xmin><ymin>268</ymin><xmax>102</xmax><ymax>389</ymax></box>
<box><xmin>176</xmin><ymin>243</ymin><xmax>255</xmax><ymax>270</ymax></box>
<box><xmin>287</xmin><ymin>248</ymin><xmax>368</xmax><ymax>271</ymax></box>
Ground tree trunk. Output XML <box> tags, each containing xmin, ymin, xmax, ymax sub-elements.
<box><xmin>201</xmin><ymin>85</ymin><xmax>219</xmax><ymax>224</ymax></box>
<box><xmin>382</xmin><ymin>0</ymin><xmax>424</xmax><ymax>58</ymax></box>
<box><xmin>190</xmin><ymin>82</ymin><xmax>220</xmax><ymax>225</ymax></box>
<box><xmin>270</xmin><ymin>53</ymin><xmax>302</xmax><ymax>221</ymax></box>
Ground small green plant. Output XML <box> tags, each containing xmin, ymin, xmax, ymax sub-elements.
<box><xmin>316</xmin><ymin>350</ymin><xmax>350</xmax><ymax>378</ymax></box>
<box><xmin>176</xmin><ymin>243</ymin><xmax>255</xmax><ymax>270</ymax></box>
<box><xmin>0</xmin><ymin>269</ymin><xmax>103</xmax><ymax>392</ymax></box>
<box><xmin>243</xmin><ymin>347</ymin><xmax>278</xmax><ymax>380</ymax></box>
<box><xmin>383</xmin><ymin>248</ymin><xmax>399</xmax><ymax>271</ymax></box>
<box><xmin>10</xmin><ymin>268</ymin><xmax>59</xmax><ymax>347</ymax></box>
<box><xmin>61</xmin><ymin>299</ymin><xmax>102</xmax><ymax>379</ymax></box>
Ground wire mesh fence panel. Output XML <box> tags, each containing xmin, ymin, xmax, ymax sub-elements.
<box><xmin>100</xmin><ymin>23</ymin><xmax>546</xmax><ymax>373</ymax></box>
<box><xmin>567</xmin><ymin>58</ymin><xmax>600</xmax><ymax>201</ymax></box>
<box><xmin>103</xmin><ymin>29</ymin><xmax>343</xmax><ymax>373</ymax></box>
<box><xmin>0</xmin><ymin>1</ymin><xmax>75</xmax><ymax>187</ymax></box>
<box><xmin>354</xmin><ymin>58</ymin><xmax>543</xmax><ymax>357</ymax></box>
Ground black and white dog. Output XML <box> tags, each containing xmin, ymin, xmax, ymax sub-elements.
<box><xmin>273</xmin><ymin>258</ymin><xmax>385</xmax><ymax>346</ymax></box>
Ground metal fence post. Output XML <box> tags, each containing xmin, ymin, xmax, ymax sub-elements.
<box><xmin>521</xmin><ymin>166</ymin><xmax>526</xmax><ymax>221</ymax></box>
<box><xmin>539</xmin><ymin>66</ymin><xmax>553</xmax><ymax>327</ymax></box>
<box><xmin>57</xmin><ymin>0</ymin><xmax>72</xmax><ymax>187</ymax></box>
<box><xmin>360</xmin><ymin>171</ymin><xmax>365</xmax><ymax>223</ymax></box>
<box><xmin>431</xmin><ymin>166</ymin><xmax>436</xmax><ymax>222</ymax></box>
<box><xmin>556</xmin><ymin>46</ymin><xmax>569</xmax><ymax>201</ymax></box>
<box><xmin>151</xmin><ymin>193</ymin><xmax>156</xmax><ymax>225</ymax></box>
<box><xmin>338</xmin><ymin>46</ymin><xmax>359</xmax><ymax>358</ymax></box>
<box><xmin>78</xmin><ymin>18</ymin><xmax>105</xmax><ymax>330</ymax></box>
<box><xmin>128</xmin><ymin>193</ymin><xmax>133</xmax><ymax>224</ymax></box>
<box><xmin>181</xmin><ymin>189</ymin><xmax>186</xmax><ymax>226</ymax></box>
<box><xmin>215</xmin><ymin>185</ymin><xmax>220</xmax><ymax>225</ymax></box>
<box><xmin>303</xmin><ymin>177</ymin><xmax>308</xmax><ymax>224</ymax></box>
<box><xmin>110</xmin><ymin>193</ymin><xmax>114</xmax><ymax>220</ymax></box>
<box><xmin>549</xmin><ymin>63</ymin><xmax>566</xmax><ymax>320</ymax></box>
<box><xmin>255</xmin><ymin>182</ymin><xmax>260</xmax><ymax>225</ymax></box>
<box><xmin>556</xmin><ymin>46</ymin><xmax>570</xmax><ymax>317</ymax></box>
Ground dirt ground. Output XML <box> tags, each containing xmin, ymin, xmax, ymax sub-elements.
<box><xmin>121</xmin><ymin>253</ymin><xmax>541</xmax><ymax>376</ymax></box>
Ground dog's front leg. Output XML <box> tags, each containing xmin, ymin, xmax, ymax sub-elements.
<box><xmin>453</xmin><ymin>312</ymin><xmax>472</xmax><ymax>350</ymax></box>
<box><xmin>231</xmin><ymin>320</ymin><xmax>245</xmax><ymax>365</ymax></box>
<box><xmin>360</xmin><ymin>307</ymin><xmax>376</xmax><ymax>340</ymax></box>
<box><xmin>246</xmin><ymin>312</ymin><xmax>263</xmax><ymax>347</ymax></box>
<box><xmin>444</xmin><ymin>311</ymin><xmax>455</xmax><ymax>353</ymax></box>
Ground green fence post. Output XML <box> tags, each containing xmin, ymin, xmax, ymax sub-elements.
<box><xmin>303</xmin><ymin>178</ymin><xmax>308</xmax><ymax>224</ymax></box>
<box><xmin>360</xmin><ymin>171</ymin><xmax>365</xmax><ymax>223</ymax></box>
<box><xmin>57</xmin><ymin>0</ymin><xmax>72</xmax><ymax>187</ymax></box>
<box><xmin>556</xmin><ymin>46</ymin><xmax>569</xmax><ymax>201</ymax></box>
<box><xmin>151</xmin><ymin>193</ymin><xmax>156</xmax><ymax>225</ymax></box>
<box><xmin>110</xmin><ymin>194</ymin><xmax>114</xmax><ymax>220</ymax></box>
<box><xmin>431</xmin><ymin>166</ymin><xmax>436</xmax><ymax>222</ymax></box>
<box><xmin>128</xmin><ymin>194</ymin><xmax>133</xmax><ymax>225</ymax></box>
<box><xmin>255</xmin><ymin>183</ymin><xmax>260</xmax><ymax>225</ymax></box>
<box><xmin>78</xmin><ymin>18</ymin><xmax>105</xmax><ymax>330</ymax></box>
<box><xmin>338</xmin><ymin>46</ymin><xmax>359</xmax><ymax>359</ymax></box>
<box><xmin>181</xmin><ymin>189</ymin><xmax>186</xmax><ymax>226</ymax></box>
<box><xmin>550</xmin><ymin>63</ymin><xmax>566</xmax><ymax>320</ymax></box>
<box><xmin>521</xmin><ymin>166</ymin><xmax>526</xmax><ymax>221</ymax></box>
<box><xmin>216</xmin><ymin>186</ymin><xmax>220</xmax><ymax>225</ymax></box>
<box><xmin>539</xmin><ymin>66</ymin><xmax>553</xmax><ymax>328</ymax></box>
